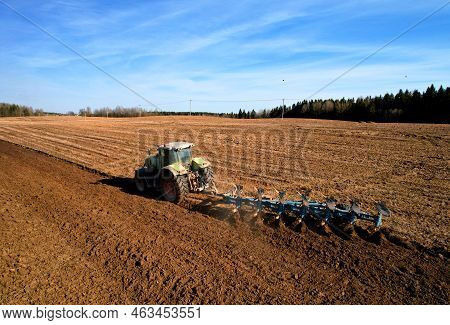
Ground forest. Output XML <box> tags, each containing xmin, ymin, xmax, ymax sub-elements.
<box><xmin>239</xmin><ymin>84</ymin><xmax>449</xmax><ymax>123</ymax></box>
<box><xmin>0</xmin><ymin>103</ymin><xmax>45</xmax><ymax>117</ymax></box>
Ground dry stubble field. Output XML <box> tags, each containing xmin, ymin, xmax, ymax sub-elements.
<box><xmin>0</xmin><ymin>116</ymin><xmax>448</xmax><ymax>249</ymax></box>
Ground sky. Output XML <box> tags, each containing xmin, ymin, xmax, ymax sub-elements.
<box><xmin>0</xmin><ymin>0</ymin><xmax>449</xmax><ymax>113</ymax></box>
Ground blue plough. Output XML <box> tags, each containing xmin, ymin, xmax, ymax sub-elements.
<box><xmin>220</xmin><ymin>185</ymin><xmax>390</xmax><ymax>234</ymax></box>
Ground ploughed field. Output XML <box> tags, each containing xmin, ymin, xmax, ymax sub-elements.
<box><xmin>0</xmin><ymin>116</ymin><xmax>448</xmax><ymax>249</ymax></box>
<box><xmin>0</xmin><ymin>140</ymin><xmax>448</xmax><ymax>304</ymax></box>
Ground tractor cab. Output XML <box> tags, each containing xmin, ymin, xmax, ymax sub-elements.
<box><xmin>157</xmin><ymin>142</ymin><xmax>193</xmax><ymax>167</ymax></box>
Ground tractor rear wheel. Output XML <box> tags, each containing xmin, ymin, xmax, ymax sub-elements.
<box><xmin>160</xmin><ymin>174</ymin><xmax>188</xmax><ymax>204</ymax></box>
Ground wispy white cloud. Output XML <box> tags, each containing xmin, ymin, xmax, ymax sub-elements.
<box><xmin>0</xmin><ymin>0</ymin><xmax>448</xmax><ymax>112</ymax></box>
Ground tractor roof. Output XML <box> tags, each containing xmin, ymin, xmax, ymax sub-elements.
<box><xmin>159</xmin><ymin>141</ymin><xmax>193</xmax><ymax>151</ymax></box>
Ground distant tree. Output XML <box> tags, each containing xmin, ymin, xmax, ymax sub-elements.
<box><xmin>34</xmin><ymin>109</ymin><xmax>44</xmax><ymax>116</ymax></box>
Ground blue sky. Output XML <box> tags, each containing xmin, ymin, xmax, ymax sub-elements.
<box><xmin>0</xmin><ymin>0</ymin><xmax>449</xmax><ymax>113</ymax></box>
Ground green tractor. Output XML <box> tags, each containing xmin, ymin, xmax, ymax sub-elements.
<box><xmin>134</xmin><ymin>142</ymin><xmax>215</xmax><ymax>204</ymax></box>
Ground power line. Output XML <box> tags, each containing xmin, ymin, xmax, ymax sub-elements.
<box><xmin>0</xmin><ymin>0</ymin><xmax>161</xmax><ymax>111</ymax></box>
<box><xmin>306</xmin><ymin>1</ymin><xmax>450</xmax><ymax>99</ymax></box>
<box><xmin>2</xmin><ymin>0</ymin><xmax>447</xmax><ymax>112</ymax></box>
<box><xmin>193</xmin><ymin>98</ymin><xmax>283</xmax><ymax>103</ymax></box>
<box><xmin>156</xmin><ymin>100</ymin><xmax>190</xmax><ymax>106</ymax></box>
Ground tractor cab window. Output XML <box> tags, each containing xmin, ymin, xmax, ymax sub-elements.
<box><xmin>162</xmin><ymin>149</ymin><xmax>179</xmax><ymax>166</ymax></box>
<box><xmin>177</xmin><ymin>148</ymin><xmax>192</xmax><ymax>164</ymax></box>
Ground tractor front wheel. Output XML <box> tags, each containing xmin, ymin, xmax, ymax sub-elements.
<box><xmin>160</xmin><ymin>174</ymin><xmax>189</xmax><ymax>204</ymax></box>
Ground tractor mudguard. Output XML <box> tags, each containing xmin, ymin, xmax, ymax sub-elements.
<box><xmin>191</xmin><ymin>157</ymin><xmax>211</xmax><ymax>171</ymax></box>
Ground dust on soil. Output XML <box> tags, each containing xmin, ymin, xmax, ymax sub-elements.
<box><xmin>0</xmin><ymin>140</ymin><xmax>448</xmax><ymax>304</ymax></box>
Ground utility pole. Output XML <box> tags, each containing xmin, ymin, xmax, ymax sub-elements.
<box><xmin>281</xmin><ymin>78</ymin><xmax>287</xmax><ymax>119</ymax></box>
<box><xmin>189</xmin><ymin>99</ymin><xmax>192</xmax><ymax>116</ymax></box>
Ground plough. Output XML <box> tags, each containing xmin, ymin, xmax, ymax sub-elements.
<box><xmin>219</xmin><ymin>185</ymin><xmax>390</xmax><ymax>235</ymax></box>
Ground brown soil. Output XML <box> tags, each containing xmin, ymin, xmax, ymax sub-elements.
<box><xmin>0</xmin><ymin>140</ymin><xmax>448</xmax><ymax>304</ymax></box>
<box><xmin>0</xmin><ymin>116</ymin><xmax>448</xmax><ymax>250</ymax></box>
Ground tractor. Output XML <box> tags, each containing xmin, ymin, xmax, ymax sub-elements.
<box><xmin>134</xmin><ymin>142</ymin><xmax>215</xmax><ymax>203</ymax></box>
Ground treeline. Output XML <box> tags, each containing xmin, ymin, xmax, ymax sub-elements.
<box><xmin>0</xmin><ymin>103</ymin><xmax>45</xmax><ymax>117</ymax></box>
<box><xmin>250</xmin><ymin>84</ymin><xmax>449</xmax><ymax>123</ymax></box>
<box><xmin>234</xmin><ymin>109</ymin><xmax>257</xmax><ymax>119</ymax></box>
<box><xmin>76</xmin><ymin>106</ymin><xmax>231</xmax><ymax>118</ymax></box>
<box><xmin>3</xmin><ymin>84</ymin><xmax>448</xmax><ymax>123</ymax></box>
